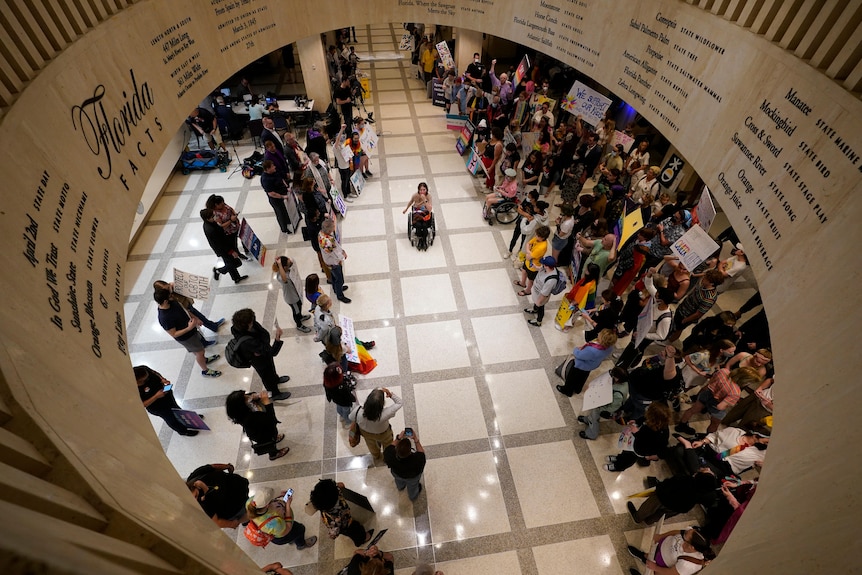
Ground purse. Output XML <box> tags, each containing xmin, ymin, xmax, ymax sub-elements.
<box><xmin>348</xmin><ymin>406</ymin><xmax>362</xmax><ymax>447</ymax></box>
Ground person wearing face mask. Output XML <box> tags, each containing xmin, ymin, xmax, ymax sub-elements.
<box><xmin>465</xmin><ymin>52</ymin><xmax>485</xmax><ymax>86</ymax></box>
<box><xmin>600</xmin><ymin>144</ymin><xmax>625</xmax><ymax>175</ymax></box>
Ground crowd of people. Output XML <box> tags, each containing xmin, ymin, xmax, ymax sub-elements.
<box><xmin>134</xmin><ymin>31</ymin><xmax>776</xmax><ymax>575</ymax></box>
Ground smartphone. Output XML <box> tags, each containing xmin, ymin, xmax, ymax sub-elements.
<box><xmin>163</xmin><ymin>384</ymin><xmax>173</xmax><ymax>392</ymax></box>
<box><xmin>282</xmin><ymin>488</ymin><xmax>293</xmax><ymax>501</ymax></box>
<box><xmin>404</xmin><ymin>427</ymin><xmax>414</xmax><ymax>438</ymax></box>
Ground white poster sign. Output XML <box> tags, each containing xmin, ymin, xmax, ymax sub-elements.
<box><xmin>610</xmin><ymin>130</ymin><xmax>635</xmax><ymax>153</ymax></box>
<box><xmin>670</xmin><ymin>223</ymin><xmax>721</xmax><ymax>271</ymax></box>
<box><xmin>340</xmin><ymin>315</ymin><xmax>359</xmax><ymax>363</ymax></box>
<box><xmin>436</xmin><ymin>40</ymin><xmax>454</xmax><ymax>70</ymax></box>
<box><xmin>582</xmin><ymin>371</ymin><xmax>614</xmax><ymax>411</ymax></box>
<box><xmin>696</xmin><ymin>187</ymin><xmax>717</xmax><ymax>232</ymax></box>
<box><xmin>173</xmin><ymin>269</ymin><xmax>211</xmax><ymax>300</ymax></box>
<box><xmin>561</xmin><ymin>81</ymin><xmax>612</xmax><ymax>126</ymax></box>
<box><xmin>359</xmin><ymin>127</ymin><xmax>378</xmax><ymax>156</ymax></box>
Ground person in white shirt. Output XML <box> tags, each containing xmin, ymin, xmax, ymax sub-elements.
<box><xmin>627</xmin><ymin>526</ymin><xmax>714</xmax><ymax>575</ymax></box>
<box><xmin>351</xmin><ymin>388</ymin><xmax>403</xmax><ymax>459</ymax></box>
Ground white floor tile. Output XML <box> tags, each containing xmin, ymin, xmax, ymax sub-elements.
<box><xmin>458</xmin><ymin>269</ymin><xmax>520</xmax><ymax>311</ymax></box>
<box><xmin>471</xmin><ymin>314</ymin><xmax>539</xmax><ymax>365</ymax></box>
<box><xmin>400</xmin><ymin>274</ymin><xmax>457</xmax><ymax>317</ymax></box>
<box><xmin>414</xmin><ymin>378</ymin><xmax>487</xmax><ymax>445</ymax></box>
<box><xmin>532</xmin><ymin>535</ymin><xmax>622</xmax><ymax>575</ymax></box>
<box><xmin>508</xmin><ymin>441</ymin><xmax>600</xmax><ymax>527</ymax></box>
<box><xmin>486</xmin><ymin>370</ymin><xmax>565</xmax><ymax>435</ymax></box>
<box><xmin>406</xmin><ymin>320</ymin><xmax>470</xmax><ymax>373</ymax></box>
<box><xmin>425</xmin><ymin>452</ymin><xmax>510</xmax><ymax>542</ymax></box>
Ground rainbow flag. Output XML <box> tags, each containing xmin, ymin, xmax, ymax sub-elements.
<box><xmin>513</xmin><ymin>55</ymin><xmax>530</xmax><ymax>86</ymax></box>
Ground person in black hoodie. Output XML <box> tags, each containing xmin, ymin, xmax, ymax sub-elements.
<box><xmin>323</xmin><ymin>362</ymin><xmax>356</xmax><ymax>426</ymax></box>
<box><xmin>230</xmin><ymin>308</ymin><xmax>291</xmax><ymax>400</ymax></box>
<box><xmin>200</xmin><ymin>208</ymin><xmax>247</xmax><ymax>283</ymax></box>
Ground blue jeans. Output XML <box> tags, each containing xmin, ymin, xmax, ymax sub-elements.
<box><xmin>330</xmin><ymin>264</ymin><xmax>345</xmax><ymax>299</ymax></box>
<box><xmin>391</xmin><ymin>471</ymin><xmax>422</xmax><ymax>501</ymax></box>
<box><xmin>336</xmin><ymin>403</ymin><xmax>353</xmax><ymax>425</ymax></box>
<box><xmin>188</xmin><ymin>305</ymin><xmax>221</xmax><ymax>331</ymax></box>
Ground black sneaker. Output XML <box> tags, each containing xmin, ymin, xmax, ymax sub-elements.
<box><xmin>271</xmin><ymin>391</ymin><xmax>292</xmax><ymax>401</ymax></box>
<box><xmin>212</xmin><ymin>267</ymin><xmax>220</xmax><ymax>280</ymax></box>
<box><xmin>235</xmin><ymin>275</ymin><xmax>249</xmax><ymax>283</ymax></box>
<box><xmin>627</xmin><ymin>546</ymin><xmax>646</xmax><ymax>563</ymax></box>
<box><xmin>338</xmin><ymin>296</ymin><xmax>352</xmax><ymax>304</ymax></box>
<box><xmin>277</xmin><ymin>375</ymin><xmax>291</xmax><ymax>383</ymax></box>
<box><xmin>524</xmin><ymin>307</ymin><xmax>538</xmax><ymax>314</ymax></box>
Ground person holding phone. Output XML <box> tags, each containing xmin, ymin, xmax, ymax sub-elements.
<box><xmin>245</xmin><ymin>487</ymin><xmax>317</xmax><ymax>549</ymax></box>
<box><xmin>383</xmin><ymin>428</ymin><xmax>426</xmax><ymax>501</ymax></box>
<box><xmin>134</xmin><ymin>365</ymin><xmax>198</xmax><ymax>436</ymax></box>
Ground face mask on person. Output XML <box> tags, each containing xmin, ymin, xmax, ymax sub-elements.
<box><xmin>474</xmin><ymin>58</ymin><xmax>480</xmax><ymax>63</ymax></box>
<box><xmin>610</xmin><ymin>151</ymin><xmax>617</xmax><ymax>156</ymax></box>
<box><xmin>722</xmin><ymin>349</ymin><xmax>735</xmax><ymax>357</ymax></box>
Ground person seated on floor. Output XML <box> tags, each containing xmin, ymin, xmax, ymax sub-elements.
<box><xmin>667</xmin><ymin>425</ymin><xmax>769</xmax><ymax>479</ymax></box>
<box><xmin>682</xmin><ymin>311</ymin><xmax>738</xmax><ymax>353</ymax></box>
<box><xmin>626</xmin><ymin>525</ymin><xmax>715</xmax><ymax>575</ymax></box>
<box><xmin>675</xmin><ymin>366</ymin><xmax>762</xmax><ymax>435</ymax></box>
<box><xmin>627</xmin><ymin>468</ymin><xmax>718</xmax><ymax>525</ymax></box>
<box><xmin>577</xmin><ymin>367</ymin><xmax>629</xmax><ymax>440</ymax></box>
<box><xmin>618</xmin><ymin>345</ymin><xmax>683</xmax><ymax>421</ymax></box>
<box><xmin>604</xmin><ymin>401</ymin><xmax>671</xmax><ymax>472</ymax></box>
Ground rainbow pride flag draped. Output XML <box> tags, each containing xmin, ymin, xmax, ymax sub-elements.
<box><xmin>348</xmin><ymin>338</ymin><xmax>377</xmax><ymax>375</ymax></box>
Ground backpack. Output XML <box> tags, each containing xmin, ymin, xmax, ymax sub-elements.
<box><xmin>549</xmin><ymin>270</ymin><xmax>567</xmax><ymax>295</ymax></box>
<box><xmin>244</xmin><ymin>518</ymin><xmax>274</xmax><ymax>547</ymax></box>
<box><xmin>225</xmin><ymin>335</ymin><xmax>254</xmax><ymax>368</ymax></box>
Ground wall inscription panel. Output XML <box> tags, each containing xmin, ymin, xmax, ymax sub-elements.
<box><xmin>0</xmin><ymin>1</ymin><xmax>860</xmax><ymax>573</ymax></box>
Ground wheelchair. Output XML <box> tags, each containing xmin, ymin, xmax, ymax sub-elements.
<box><xmin>407</xmin><ymin>209</ymin><xmax>436</xmax><ymax>251</ymax></box>
<box><xmin>482</xmin><ymin>195</ymin><xmax>520</xmax><ymax>225</ymax></box>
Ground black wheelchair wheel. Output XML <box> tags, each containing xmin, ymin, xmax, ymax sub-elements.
<box><xmin>495</xmin><ymin>202</ymin><xmax>519</xmax><ymax>224</ymax></box>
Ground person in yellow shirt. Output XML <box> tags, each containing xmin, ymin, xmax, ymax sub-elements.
<box><xmin>514</xmin><ymin>225</ymin><xmax>551</xmax><ymax>296</ymax></box>
<box><xmin>421</xmin><ymin>46</ymin><xmax>437</xmax><ymax>85</ymax></box>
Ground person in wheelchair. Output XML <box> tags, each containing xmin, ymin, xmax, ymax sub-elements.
<box><xmin>483</xmin><ymin>168</ymin><xmax>519</xmax><ymax>222</ymax></box>
<box><xmin>405</xmin><ymin>183</ymin><xmax>435</xmax><ymax>250</ymax></box>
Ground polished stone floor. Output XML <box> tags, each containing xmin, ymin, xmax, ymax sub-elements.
<box><xmin>125</xmin><ymin>23</ymin><xmax>757</xmax><ymax>575</ymax></box>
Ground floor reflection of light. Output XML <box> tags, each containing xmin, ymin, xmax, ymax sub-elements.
<box><xmin>241</xmin><ymin>436</ymin><xmax>249</xmax><ymax>443</ymax></box>
<box><xmin>478</xmin><ymin>490</ymin><xmax>489</xmax><ymax>499</ymax></box>
<box><xmin>492</xmin><ymin>438</ymin><xmax>501</xmax><ymax>449</ymax></box>
<box><xmin>455</xmin><ymin>524</ymin><xmax>465</xmax><ymax>539</ymax></box>
<box><xmin>349</xmin><ymin>456</ymin><xmax>365</xmax><ymax>469</ymax></box>
<box><xmin>384</xmin><ymin>320</ymin><xmax>391</xmax><ymax>326</ymax></box>
<box><xmin>243</xmin><ymin>376</ymin><xmax>250</xmax><ymax>383</ymax></box>
<box><xmin>611</xmin><ymin>491</ymin><xmax>621</xmax><ymax>500</ymax></box>
<box><xmin>417</xmin><ymin>531</ymin><xmax>428</xmax><ymax>546</ymax></box>
<box><xmin>188</xmin><ymin>239</ymin><xmax>199</xmax><ymax>247</ymax></box>
<box><xmin>381</xmin><ymin>504</ymin><xmax>393</xmax><ymax>517</ymax></box>
<box><xmin>467</xmin><ymin>506</ymin><xmax>478</xmax><ymax>522</ymax></box>
<box><xmin>485</xmin><ymin>474</ymin><xmax>496</xmax><ymax>484</ymax></box>
<box><xmin>601</xmin><ymin>553</ymin><xmax>611</xmax><ymax>566</ymax></box>
<box><xmin>245</xmin><ymin>471</ymin><xmax>254</xmax><ymax>479</ymax></box>
<box><xmin>243</xmin><ymin>453</ymin><xmax>251</xmax><ymax>462</ymax></box>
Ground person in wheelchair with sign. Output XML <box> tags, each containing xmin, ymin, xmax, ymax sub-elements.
<box><xmin>404</xmin><ymin>182</ymin><xmax>436</xmax><ymax>250</ymax></box>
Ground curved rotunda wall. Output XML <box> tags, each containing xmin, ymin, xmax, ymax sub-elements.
<box><xmin>0</xmin><ymin>0</ymin><xmax>859</xmax><ymax>572</ymax></box>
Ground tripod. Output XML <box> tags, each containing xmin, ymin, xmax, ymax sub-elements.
<box><xmin>226</xmin><ymin>138</ymin><xmax>244</xmax><ymax>179</ymax></box>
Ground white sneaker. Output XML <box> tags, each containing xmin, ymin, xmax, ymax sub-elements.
<box><xmin>503</xmin><ymin>251</ymin><xmax>511</xmax><ymax>259</ymax></box>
